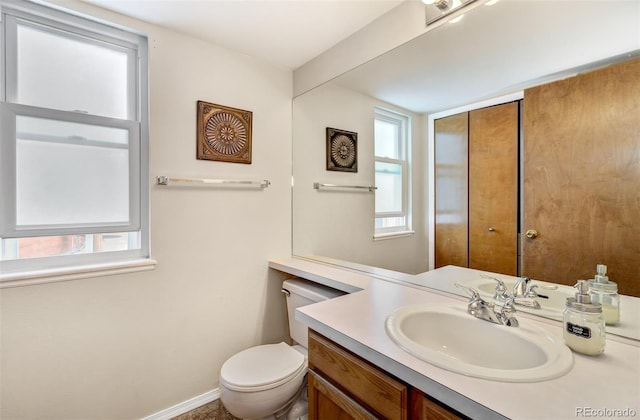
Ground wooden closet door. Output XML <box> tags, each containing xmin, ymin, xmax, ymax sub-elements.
<box><xmin>468</xmin><ymin>102</ymin><xmax>519</xmax><ymax>276</ymax></box>
<box><xmin>434</xmin><ymin>112</ymin><xmax>469</xmax><ymax>268</ymax></box>
<box><xmin>522</xmin><ymin>58</ymin><xmax>640</xmax><ymax>295</ymax></box>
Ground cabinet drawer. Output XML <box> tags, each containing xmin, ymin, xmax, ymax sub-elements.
<box><xmin>309</xmin><ymin>330</ymin><xmax>408</xmax><ymax>420</ymax></box>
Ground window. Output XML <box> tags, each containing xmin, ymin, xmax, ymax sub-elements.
<box><xmin>374</xmin><ymin>107</ymin><xmax>411</xmax><ymax>237</ymax></box>
<box><xmin>0</xmin><ymin>0</ymin><xmax>150</xmax><ymax>280</ymax></box>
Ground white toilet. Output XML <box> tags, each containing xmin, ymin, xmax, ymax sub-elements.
<box><xmin>219</xmin><ymin>278</ymin><xmax>345</xmax><ymax>419</ymax></box>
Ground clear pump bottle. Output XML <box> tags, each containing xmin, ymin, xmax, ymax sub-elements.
<box><xmin>588</xmin><ymin>264</ymin><xmax>620</xmax><ymax>325</ymax></box>
<box><xmin>563</xmin><ymin>280</ymin><xmax>605</xmax><ymax>356</ymax></box>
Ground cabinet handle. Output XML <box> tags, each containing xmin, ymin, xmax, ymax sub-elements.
<box><xmin>488</xmin><ymin>227</ymin><xmax>495</xmax><ymax>232</ymax></box>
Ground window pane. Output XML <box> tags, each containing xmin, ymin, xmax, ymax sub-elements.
<box><xmin>375</xmin><ymin>216</ymin><xmax>406</xmax><ymax>229</ymax></box>
<box><xmin>1</xmin><ymin>232</ymin><xmax>141</xmax><ymax>261</ymax></box>
<box><xmin>16</xmin><ymin>23</ymin><xmax>129</xmax><ymax>119</ymax></box>
<box><xmin>375</xmin><ymin>162</ymin><xmax>402</xmax><ymax>213</ymax></box>
<box><xmin>375</xmin><ymin>119</ymin><xmax>399</xmax><ymax>159</ymax></box>
<box><xmin>16</xmin><ymin>116</ymin><xmax>130</xmax><ymax>226</ymax></box>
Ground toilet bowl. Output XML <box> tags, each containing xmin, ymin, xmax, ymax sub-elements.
<box><xmin>219</xmin><ymin>279</ymin><xmax>345</xmax><ymax>419</ymax></box>
<box><xmin>220</xmin><ymin>342</ymin><xmax>307</xmax><ymax>419</ymax></box>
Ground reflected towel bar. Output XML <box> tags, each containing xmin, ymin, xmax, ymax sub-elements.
<box><xmin>313</xmin><ymin>182</ymin><xmax>377</xmax><ymax>192</ymax></box>
<box><xmin>156</xmin><ymin>176</ymin><xmax>270</xmax><ymax>188</ymax></box>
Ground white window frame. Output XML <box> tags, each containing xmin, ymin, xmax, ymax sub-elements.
<box><xmin>374</xmin><ymin>107</ymin><xmax>412</xmax><ymax>238</ymax></box>
<box><xmin>0</xmin><ymin>0</ymin><xmax>152</xmax><ymax>285</ymax></box>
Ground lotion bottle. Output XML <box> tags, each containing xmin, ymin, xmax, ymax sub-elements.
<box><xmin>588</xmin><ymin>264</ymin><xmax>620</xmax><ymax>325</ymax></box>
<box><xmin>563</xmin><ymin>280</ymin><xmax>605</xmax><ymax>356</ymax></box>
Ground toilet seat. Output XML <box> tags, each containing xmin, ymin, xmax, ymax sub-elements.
<box><xmin>220</xmin><ymin>342</ymin><xmax>306</xmax><ymax>392</ymax></box>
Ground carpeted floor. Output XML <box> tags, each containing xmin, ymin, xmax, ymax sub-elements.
<box><xmin>171</xmin><ymin>399</ymin><xmax>240</xmax><ymax>420</ymax></box>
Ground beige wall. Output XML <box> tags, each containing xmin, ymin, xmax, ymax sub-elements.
<box><xmin>292</xmin><ymin>82</ymin><xmax>428</xmax><ymax>274</ymax></box>
<box><xmin>0</xmin><ymin>2</ymin><xmax>292</xmax><ymax>418</ymax></box>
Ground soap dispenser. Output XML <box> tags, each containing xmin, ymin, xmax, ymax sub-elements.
<box><xmin>588</xmin><ymin>264</ymin><xmax>620</xmax><ymax>325</ymax></box>
<box><xmin>563</xmin><ymin>280</ymin><xmax>605</xmax><ymax>356</ymax></box>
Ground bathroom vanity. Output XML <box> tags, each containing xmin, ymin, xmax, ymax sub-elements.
<box><xmin>308</xmin><ymin>329</ymin><xmax>463</xmax><ymax>419</ymax></box>
<box><xmin>269</xmin><ymin>257</ymin><xmax>640</xmax><ymax>419</ymax></box>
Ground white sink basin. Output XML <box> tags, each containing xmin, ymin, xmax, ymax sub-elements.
<box><xmin>385</xmin><ymin>304</ymin><xmax>573</xmax><ymax>382</ymax></box>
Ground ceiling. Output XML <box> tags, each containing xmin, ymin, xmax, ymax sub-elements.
<box><xmin>82</xmin><ymin>0</ymin><xmax>404</xmax><ymax>70</ymax></box>
<box><xmin>79</xmin><ymin>0</ymin><xmax>640</xmax><ymax>113</ymax></box>
<box><xmin>333</xmin><ymin>0</ymin><xmax>640</xmax><ymax>113</ymax></box>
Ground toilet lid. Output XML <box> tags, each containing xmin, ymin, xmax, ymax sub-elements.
<box><xmin>220</xmin><ymin>342</ymin><xmax>306</xmax><ymax>392</ymax></box>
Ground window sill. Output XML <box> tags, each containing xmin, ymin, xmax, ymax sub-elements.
<box><xmin>0</xmin><ymin>258</ymin><xmax>157</xmax><ymax>288</ymax></box>
<box><xmin>373</xmin><ymin>230</ymin><xmax>415</xmax><ymax>241</ymax></box>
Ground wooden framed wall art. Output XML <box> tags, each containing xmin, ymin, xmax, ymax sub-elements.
<box><xmin>326</xmin><ymin>127</ymin><xmax>357</xmax><ymax>172</ymax></box>
<box><xmin>197</xmin><ymin>100</ymin><xmax>252</xmax><ymax>164</ymax></box>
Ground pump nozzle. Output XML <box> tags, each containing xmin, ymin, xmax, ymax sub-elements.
<box><xmin>595</xmin><ymin>264</ymin><xmax>609</xmax><ymax>284</ymax></box>
<box><xmin>574</xmin><ymin>280</ymin><xmax>592</xmax><ymax>303</ymax></box>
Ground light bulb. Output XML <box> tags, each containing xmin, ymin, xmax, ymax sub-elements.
<box><xmin>434</xmin><ymin>0</ymin><xmax>451</xmax><ymax>10</ymax></box>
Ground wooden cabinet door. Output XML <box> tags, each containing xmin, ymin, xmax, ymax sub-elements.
<box><xmin>468</xmin><ymin>102</ymin><xmax>519</xmax><ymax>276</ymax></box>
<box><xmin>308</xmin><ymin>370</ymin><xmax>377</xmax><ymax>420</ymax></box>
<box><xmin>434</xmin><ymin>112</ymin><xmax>469</xmax><ymax>268</ymax></box>
<box><xmin>409</xmin><ymin>389</ymin><xmax>464</xmax><ymax>420</ymax></box>
<box><xmin>522</xmin><ymin>58</ymin><xmax>640</xmax><ymax>295</ymax></box>
<box><xmin>308</xmin><ymin>331</ymin><xmax>468</xmax><ymax>420</ymax></box>
<box><xmin>308</xmin><ymin>330</ymin><xmax>408</xmax><ymax>420</ymax></box>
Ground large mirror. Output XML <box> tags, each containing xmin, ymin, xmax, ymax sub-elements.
<box><xmin>292</xmin><ymin>0</ymin><xmax>640</xmax><ymax>339</ymax></box>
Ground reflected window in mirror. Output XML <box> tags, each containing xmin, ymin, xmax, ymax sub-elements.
<box><xmin>374</xmin><ymin>107</ymin><xmax>411</xmax><ymax>238</ymax></box>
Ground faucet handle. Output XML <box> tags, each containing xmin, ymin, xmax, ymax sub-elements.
<box><xmin>524</xmin><ymin>284</ymin><xmax>539</xmax><ymax>298</ymax></box>
<box><xmin>480</xmin><ymin>273</ymin><xmax>508</xmax><ymax>299</ymax></box>
<box><xmin>454</xmin><ymin>282</ymin><xmax>481</xmax><ymax>300</ymax></box>
<box><xmin>455</xmin><ymin>283</ymin><xmax>493</xmax><ymax>319</ymax></box>
<box><xmin>494</xmin><ymin>295</ymin><xmax>519</xmax><ymax>327</ymax></box>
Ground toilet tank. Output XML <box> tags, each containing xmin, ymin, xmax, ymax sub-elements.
<box><xmin>282</xmin><ymin>278</ymin><xmax>346</xmax><ymax>348</ymax></box>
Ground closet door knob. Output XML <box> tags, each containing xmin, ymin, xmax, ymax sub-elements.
<box><xmin>488</xmin><ymin>227</ymin><xmax>495</xmax><ymax>232</ymax></box>
<box><xmin>525</xmin><ymin>229</ymin><xmax>539</xmax><ymax>239</ymax></box>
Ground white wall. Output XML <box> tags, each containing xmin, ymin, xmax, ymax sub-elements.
<box><xmin>0</xmin><ymin>2</ymin><xmax>292</xmax><ymax>418</ymax></box>
<box><xmin>293</xmin><ymin>82</ymin><xmax>427</xmax><ymax>274</ymax></box>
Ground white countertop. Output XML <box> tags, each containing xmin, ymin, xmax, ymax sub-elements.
<box><xmin>269</xmin><ymin>257</ymin><xmax>640</xmax><ymax>420</ymax></box>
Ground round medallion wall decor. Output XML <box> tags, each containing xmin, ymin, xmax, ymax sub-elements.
<box><xmin>197</xmin><ymin>101</ymin><xmax>252</xmax><ymax>164</ymax></box>
<box><xmin>326</xmin><ymin>127</ymin><xmax>358</xmax><ymax>172</ymax></box>
<box><xmin>331</xmin><ymin>134</ymin><xmax>356</xmax><ymax>168</ymax></box>
<box><xmin>205</xmin><ymin>112</ymin><xmax>247</xmax><ymax>156</ymax></box>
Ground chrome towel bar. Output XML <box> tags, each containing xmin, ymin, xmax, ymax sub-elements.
<box><xmin>313</xmin><ymin>182</ymin><xmax>377</xmax><ymax>192</ymax></box>
<box><xmin>156</xmin><ymin>176</ymin><xmax>270</xmax><ymax>188</ymax></box>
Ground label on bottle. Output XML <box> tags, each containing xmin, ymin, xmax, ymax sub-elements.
<box><xmin>566</xmin><ymin>322</ymin><xmax>592</xmax><ymax>339</ymax></box>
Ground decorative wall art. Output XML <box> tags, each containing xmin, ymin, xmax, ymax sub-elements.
<box><xmin>326</xmin><ymin>127</ymin><xmax>357</xmax><ymax>172</ymax></box>
<box><xmin>197</xmin><ymin>100</ymin><xmax>252</xmax><ymax>164</ymax></box>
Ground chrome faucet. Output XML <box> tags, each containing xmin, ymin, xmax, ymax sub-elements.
<box><xmin>482</xmin><ymin>274</ymin><xmax>541</xmax><ymax>309</ymax></box>
<box><xmin>455</xmin><ymin>283</ymin><xmax>519</xmax><ymax>327</ymax></box>
<box><xmin>514</xmin><ymin>277</ymin><xmax>536</xmax><ymax>297</ymax></box>
<box><xmin>514</xmin><ymin>277</ymin><xmax>557</xmax><ymax>299</ymax></box>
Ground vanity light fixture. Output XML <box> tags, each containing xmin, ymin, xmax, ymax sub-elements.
<box><xmin>423</xmin><ymin>0</ymin><xmax>479</xmax><ymax>26</ymax></box>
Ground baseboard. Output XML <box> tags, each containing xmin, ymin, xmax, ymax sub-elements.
<box><xmin>143</xmin><ymin>388</ymin><xmax>221</xmax><ymax>420</ymax></box>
